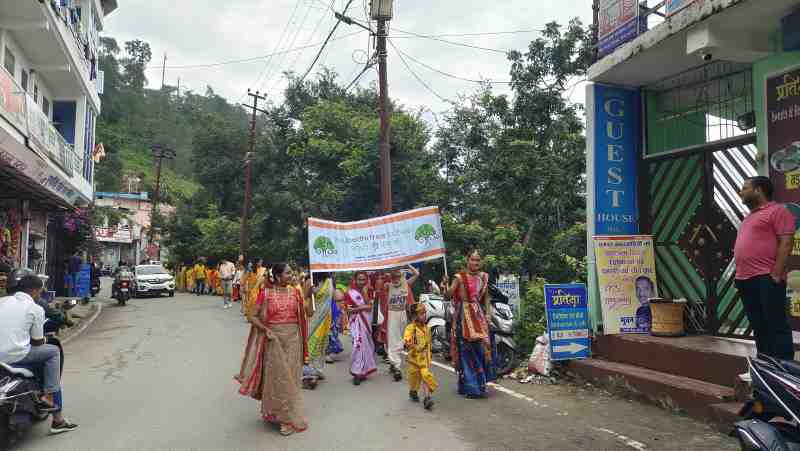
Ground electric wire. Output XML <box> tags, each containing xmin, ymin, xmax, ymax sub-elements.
<box><xmin>388</xmin><ymin>27</ymin><xmax>510</xmax><ymax>54</ymax></box>
<box><xmin>298</xmin><ymin>0</ymin><xmax>357</xmax><ymax>83</ymax></box>
<box><xmin>387</xmin><ymin>38</ymin><xmax>453</xmax><ymax>104</ymax></box>
<box><xmin>261</xmin><ymin>0</ymin><xmax>318</xmax><ymax>93</ymax></box>
<box><xmin>144</xmin><ymin>31</ymin><xmax>364</xmax><ymax>71</ymax></box>
<box><xmin>389</xmin><ymin>39</ymin><xmax>511</xmax><ymax>84</ymax></box>
<box><xmin>237</xmin><ymin>0</ymin><xmax>303</xmax><ymax>103</ymax></box>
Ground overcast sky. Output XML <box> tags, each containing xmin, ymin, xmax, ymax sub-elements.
<box><xmin>104</xmin><ymin>0</ymin><xmax>592</xmax><ymax>121</ymax></box>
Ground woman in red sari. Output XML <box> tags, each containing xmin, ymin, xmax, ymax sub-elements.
<box><xmin>235</xmin><ymin>263</ymin><xmax>309</xmax><ymax>436</ymax></box>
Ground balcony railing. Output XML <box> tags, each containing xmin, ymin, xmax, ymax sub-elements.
<box><xmin>26</xmin><ymin>95</ymin><xmax>82</xmax><ymax>177</ymax></box>
<box><xmin>48</xmin><ymin>1</ymin><xmax>96</xmax><ymax>81</ymax></box>
<box><xmin>0</xmin><ymin>67</ymin><xmax>83</xmax><ymax>179</ymax></box>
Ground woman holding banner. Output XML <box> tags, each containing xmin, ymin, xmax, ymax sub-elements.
<box><xmin>443</xmin><ymin>250</ymin><xmax>496</xmax><ymax>398</ymax></box>
<box><xmin>344</xmin><ymin>271</ymin><xmax>377</xmax><ymax>385</ymax></box>
<box><xmin>236</xmin><ymin>263</ymin><xmax>309</xmax><ymax>436</ymax></box>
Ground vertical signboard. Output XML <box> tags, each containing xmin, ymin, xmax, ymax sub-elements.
<box><xmin>598</xmin><ymin>0</ymin><xmax>640</xmax><ymax>57</ymax></box>
<box><xmin>593</xmin><ymin>235</ymin><xmax>658</xmax><ymax>334</ymax></box>
<box><xmin>544</xmin><ymin>284</ymin><xmax>590</xmax><ymax>361</ymax></box>
<box><xmin>766</xmin><ymin>66</ymin><xmax>800</xmax><ymax>321</ymax></box>
<box><xmin>497</xmin><ymin>274</ymin><xmax>521</xmax><ymax>313</ymax></box>
<box><xmin>593</xmin><ymin>84</ymin><xmax>640</xmax><ymax>235</ymax></box>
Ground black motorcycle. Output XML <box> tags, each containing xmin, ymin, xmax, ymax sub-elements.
<box><xmin>0</xmin><ymin>360</ymin><xmax>56</xmax><ymax>449</ymax></box>
<box><xmin>734</xmin><ymin>355</ymin><xmax>800</xmax><ymax>450</ymax></box>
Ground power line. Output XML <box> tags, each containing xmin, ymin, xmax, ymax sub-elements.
<box><xmin>144</xmin><ymin>31</ymin><xmax>364</xmax><ymax>71</ymax></box>
<box><xmin>387</xmin><ymin>38</ymin><xmax>453</xmax><ymax>104</ymax></box>
<box><xmin>390</xmin><ymin>29</ymin><xmax>543</xmax><ymax>39</ymax></box>
<box><xmin>389</xmin><ymin>39</ymin><xmax>512</xmax><ymax>84</ymax></box>
<box><xmin>298</xmin><ymin>0</ymin><xmax>357</xmax><ymax>83</ymax></box>
<box><xmin>390</xmin><ymin>27</ymin><xmax>510</xmax><ymax>54</ymax></box>
<box><xmin>261</xmin><ymin>0</ymin><xmax>317</xmax><ymax>93</ymax></box>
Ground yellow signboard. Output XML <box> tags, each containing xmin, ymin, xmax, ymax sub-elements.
<box><xmin>594</xmin><ymin>235</ymin><xmax>659</xmax><ymax>334</ymax></box>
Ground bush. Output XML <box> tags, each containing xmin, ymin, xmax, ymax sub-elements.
<box><xmin>514</xmin><ymin>277</ymin><xmax>548</xmax><ymax>357</ymax></box>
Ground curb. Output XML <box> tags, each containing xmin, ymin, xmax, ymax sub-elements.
<box><xmin>62</xmin><ymin>301</ymin><xmax>103</xmax><ymax>345</ymax></box>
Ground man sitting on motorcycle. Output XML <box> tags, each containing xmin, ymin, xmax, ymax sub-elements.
<box><xmin>0</xmin><ymin>275</ymin><xmax>78</xmax><ymax>434</ymax></box>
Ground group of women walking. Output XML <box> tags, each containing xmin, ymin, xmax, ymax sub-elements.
<box><xmin>233</xmin><ymin>250</ymin><xmax>497</xmax><ymax>437</ymax></box>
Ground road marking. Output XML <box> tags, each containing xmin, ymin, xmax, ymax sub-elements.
<box><xmin>592</xmin><ymin>428</ymin><xmax>648</xmax><ymax>451</ymax></box>
<box><xmin>422</xmin><ymin>354</ymin><xmax>647</xmax><ymax>450</ymax></box>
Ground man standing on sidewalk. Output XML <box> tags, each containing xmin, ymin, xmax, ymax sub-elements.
<box><xmin>68</xmin><ymin>251</ymin><xmax>82</xmax><ymax>297</ymax></box>
<box><xmin>219</xmin><ymin>258</ymin><xmax>235</xmax><ymax>309</ymax></box>
<box><xmin>735</xmin><ymin>176</ymin><xmax>796</xmax><ymax>360</ymax></box>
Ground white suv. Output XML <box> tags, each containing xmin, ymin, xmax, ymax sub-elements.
<box><xmin>133</xmin><ymin>265</ymin><xmax>175</xmax><ymax>298</ymax></box>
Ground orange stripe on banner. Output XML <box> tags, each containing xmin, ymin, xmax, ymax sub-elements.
<box><xmin>308</xmin><ymin>207</ymin><xmax>440</xmax><ymax>230</ymax></box>
<box><xmin>309</xmin><ymin>248</ymin><xmax>445</xmax><ymax>270</ymax></box>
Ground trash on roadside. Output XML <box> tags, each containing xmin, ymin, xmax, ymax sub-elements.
<box><xmin>528</xmin><ymin>334</ymin><xmax>552</xmax><ymax>376</ymax></box>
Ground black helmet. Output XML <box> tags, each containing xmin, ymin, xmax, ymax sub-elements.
<box><xmin>7</xmin><ymin>268</ymin><xmax>35</xmax><ymax>291</ymax></box>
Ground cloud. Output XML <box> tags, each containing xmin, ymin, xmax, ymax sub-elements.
<box><xmin>104</xmin><ymin>0</ymin><xmax>592</xmax><ymax>114</ymax></box>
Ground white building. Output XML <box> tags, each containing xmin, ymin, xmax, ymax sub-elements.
<box><xmin>0</xmin><ymin>0</ymin><xmax>118</xmax><ymax>290</ymax></box>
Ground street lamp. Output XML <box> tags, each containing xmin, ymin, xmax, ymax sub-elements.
<box><xmin>369</xmin><ymin>0</ymin><xmax>393</xmax><ymax>20</ymax></box>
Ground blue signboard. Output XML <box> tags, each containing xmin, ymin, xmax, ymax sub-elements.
<box><xmin>544</xmin><ymin>284</ymin><xmax>590</xmax><ymax>361</ymax></box>
<box><xmin>598</xmin><ymin>18</ymin><xmax>639</xmax><ymax>58</ymax></box>
<box><xmin>75</xmin><ymin>263</ymin><xmax>91</xmax><ymax>298</ymax></box>
<box><xmin>593</xmin><ymin>84</ymin><xmax>640</xmax><ymax>235</ymax></box>
<box><xmin>665</xmin><ymin>0</ymin><xmax>695</xmax><ymax>16</ymax></box>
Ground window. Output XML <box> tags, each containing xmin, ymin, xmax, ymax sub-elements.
<box><xmin>3</xmin><ymin>47</ymin><xmax>15</xmax><ymax>76</ymax></box>
<box><xmin>42</xmin><ymin>98</ymin><xmax>50</xmax><ymax>117</ymax></box>
<box><xmin>20</xmin><ymin>70</ymin><xmax>28</xmax><ymax>92</ymax></box>
<box><xmin>33</xmin><ymin>84</ymin><xmax>38</xmax><ymax>103</ymax></box>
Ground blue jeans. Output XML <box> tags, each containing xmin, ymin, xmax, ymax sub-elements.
<box><xmin>15</xmin><ymin>344</ymin><xmax>61</xmax><ymax>395</ymax></box>
<box><xmin>195</xmin><ymin>279</ymin><xmax>206</xmax><ymax>295</ymax></box>
<box><xmin>222</xmin><ymin>280</ymin><xmax>233</xmax><ymax>305</ymax></box>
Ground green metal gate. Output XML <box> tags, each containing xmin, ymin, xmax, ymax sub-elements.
<box><xmin>643</xmin><ymin>136</ymin><xmax>757</xmax><ymax>337</ymax></box>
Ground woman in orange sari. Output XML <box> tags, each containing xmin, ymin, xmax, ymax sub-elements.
<box><xmin>236</xmin><ymin>263</ymin><xmax>309</xmax><ymax>436</ymax></box>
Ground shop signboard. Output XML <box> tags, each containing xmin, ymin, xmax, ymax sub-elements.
<box><xmin>75</xmin><ymin>263</ymin><xmax>91</xmax><ymax>298</ymax></box>
<box><xmin>593</xmin><ymin>235</ymin><xmax>658</xmax><ymax>334</ymax></box>
<box><xmin>598</xmin><ymin>0</ymin><xmax>639</xmax><ymax>57</ymax></box>
<box><xmin>592</xmin><ymin>84</ymin><xmax>640</xmax><ymax>235</ymax></box>
<box><xmin>0</xmin><ymin>145</ymin><xmax>81</xmax><ymax>205</ymax></box>
<box><xmin>766</xmin><ymin>65</ymin><xmax>800</xmax><ymax>322</ymax></box>
<box><xmin>544</xmin><ymin>283</ymin><xmax>590</xmax><ymax>361</ymax></box>
<box><xmin>95</xmin><ymin>224</ymin><xmax>132</xmax><ymax>243</ymax></box>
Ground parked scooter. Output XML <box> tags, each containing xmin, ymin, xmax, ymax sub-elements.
<box><xmin>733</xmin><ymin>355</ymin><xmax>800</xmax><ymax>450</ymax></box>
<box><xmin>0</xmin><ymin>361</ymin><xmax>56</xmax><ymax>449</ymax></box>
<box><xmin>419</xmin><ymin>293</ymin><xmax>449</xmax><ymax>358</ymax></box>
<box><xmin>489</xmin><ymin>284</ymin><xmax>518</xmax><ymax>376</ymax></box>
<box><xmin>112</xmin><ymin>267</ymin><xmax>134</xmax><ymax>306</ymax></box>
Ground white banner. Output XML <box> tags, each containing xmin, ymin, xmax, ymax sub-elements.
<box><xmin>308</xmin><ymin>206</ymin><xmax>446</xmax><ymax>272</ymax></box>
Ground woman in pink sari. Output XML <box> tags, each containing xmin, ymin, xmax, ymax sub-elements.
<box><xmin>235</xmin><ymin>263</ymin><xmax>309</xmax><ymax>436</ymax></box>
<box><xmin>344</xmin><ymin>271</ymin><xmax>377</xmax><ymax>385</ymax></box>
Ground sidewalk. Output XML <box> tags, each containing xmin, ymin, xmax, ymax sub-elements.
<box><xmin>54</xmin><ymin>298</ymin><xmax>104</xmax><ymax>344</ymax></box>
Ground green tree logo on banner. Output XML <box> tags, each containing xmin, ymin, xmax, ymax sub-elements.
<box><xmin>415</xmin><ymin>224</ymin><xmax>439</xmax><ymax>245</ymax></box>
<box><xmin>313</xmin><ymin>236</ymin><xmax>337</xmax><ymax>256</ymax></box>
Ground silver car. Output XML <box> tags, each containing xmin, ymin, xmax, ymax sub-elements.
<box><xmin>133</xmin><ymin>265</ymin><xmax>175</xmax><ymax>298</ymax></box>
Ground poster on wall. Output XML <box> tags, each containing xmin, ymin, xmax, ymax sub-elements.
<box><xmin>766</xmin><ymin>65</ymin><xmax>800</xmax><ymax>320</ymax></box>
<box><xmin>593</xmin><ymin>235</ymin><xmax>658</xmax><ymax>334</ymax></box>
<box><xmin>598</xmin><ymin>0</ymin><xmax>640</xmax><ymax>57</ymax></box>
<box><xmin>497</xmin><ymin>274</ymin><xmax>521</xmax><ymax>313</ymax></box>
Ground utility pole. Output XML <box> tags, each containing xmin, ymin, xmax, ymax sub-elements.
<box><xmin>161</xmin><ymin>53</ymin><xmax>167</xmax><ymax>89</ymax></box>
<box><xmin>376</xmin><ymin>18</ymin><xmax>391</xmax><ymax>214</ymax></box>
<box><xmin>239</xmin><ymin>90</ymin><xmax>268</xmax><ymax>260</ymax></box>
<box><xmin>150</xmin><ymin>145</ymin><xmax>175</xmax><ymax>259</ymax></box>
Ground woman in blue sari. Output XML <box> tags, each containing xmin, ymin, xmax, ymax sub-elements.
<box><xmin>443</xmin><ymin>250</ymin><xmax>496</xmax><ymax>398</ymax></box>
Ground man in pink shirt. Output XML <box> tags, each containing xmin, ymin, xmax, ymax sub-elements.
<box><xmin>219</xmin><ymin>259</ymin><xmax>236</xmax><ymax>309</ymax></box>
<box><xmin>734</xmin><ymin>176</ymin><xmax>796</xmax><ymax>360</ymax></box>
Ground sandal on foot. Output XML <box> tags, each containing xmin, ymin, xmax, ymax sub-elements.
<box><xmin>279</xmin><ymin>426</ymin><xmax>294</xmax><ymax>436</ymax></box>
<box><xmin>423</xmin><ymin>397</ymin><xmax>434</xmax><ymax>410</ymax></box>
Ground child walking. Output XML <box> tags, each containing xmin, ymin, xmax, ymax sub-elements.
<box><xmin>404</xmin><ymin>302</ymin><xmax>438</xmax><ymax>410</ymax></box>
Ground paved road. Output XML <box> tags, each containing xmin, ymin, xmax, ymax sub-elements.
<box><xmin>13</xmin><ymin>287</ymin><xmax>738</xmax><ymax>451</ymax></box>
